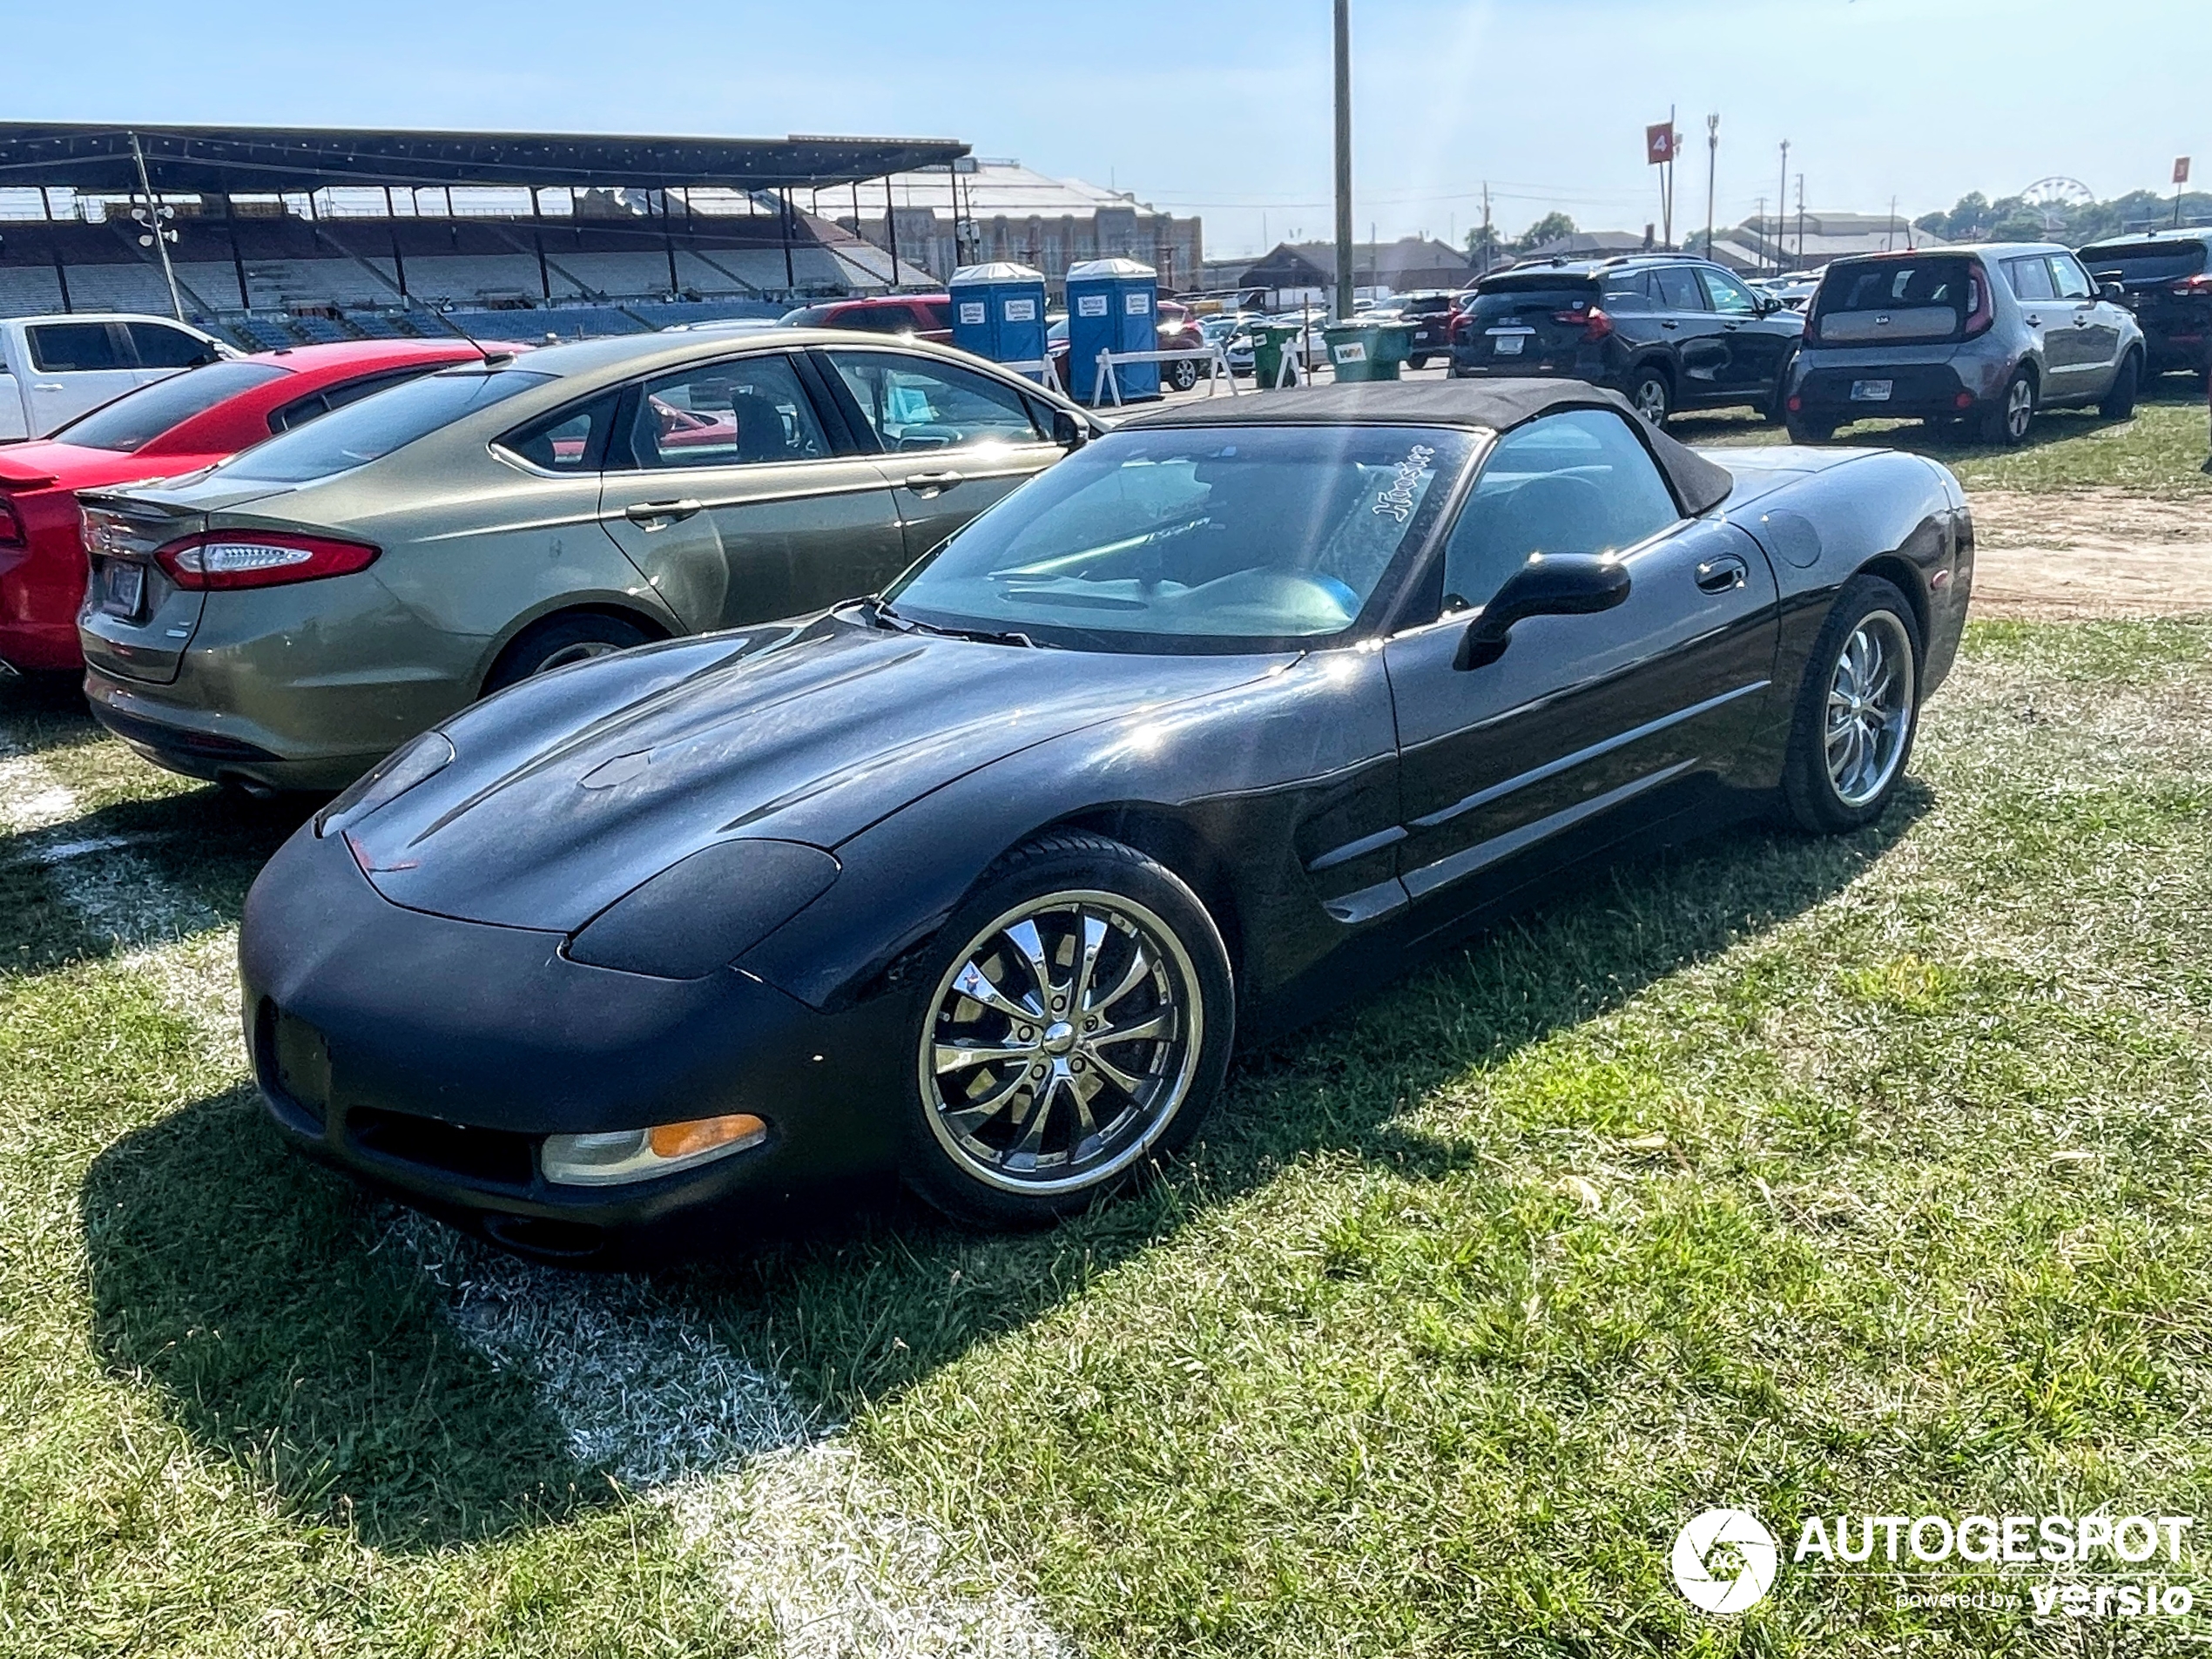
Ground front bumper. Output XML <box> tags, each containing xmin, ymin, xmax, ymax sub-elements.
<box><xmin>239</xmin><ymin>820</ymin><xmax>907</xmax><ymax>1261</ymax></box>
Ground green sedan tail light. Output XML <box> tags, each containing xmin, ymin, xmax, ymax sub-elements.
<box><xmin>155</xmin><ymin>530</ymin><xmax>379</xmax><ymax>590</ymax></box>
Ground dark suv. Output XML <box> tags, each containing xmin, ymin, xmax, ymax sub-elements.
<box><xmin>1447</xmin><ymin>254</ymin><xmax>1802</xmax><ymax>424</ymax></box>
<box><xmin>2078</xmin><ymin>231</ymin><xmax>2212</xmax><ymax>377</ymax></box>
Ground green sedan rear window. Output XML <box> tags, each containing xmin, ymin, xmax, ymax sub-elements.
<box><xmin>219</xmin><ymin>368</ymin><xmax>551</xmax><ymax>483</ymax></box>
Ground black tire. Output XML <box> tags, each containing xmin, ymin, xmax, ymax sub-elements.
<box><xmin>899</xmin><ymin>831</ymin><xmax>1235</xmax><ymax>1229</ymax></box>
<box><xmin>1407</xmin><ymin>353</ymin><xmax>1432</xmax><ymax>370</ymax></box>
<box><xmin>1628</xmin><ymin>364</ymin><xmax>1674</xmax><ymax>427</ymax></box>
<box><xmin>1784</xmin><ymin>415</ymin><xmax>1835</xmax><ymax>444</ymax></box>
<box><xmin>1977</xmin><ymin>365</ymin><xmax>2036</xmax><ymax>446</ymax></box>
<box><xmin>1779</xmin><ymin>575</ymin><xmax>1924</xmax><ymax>835</ymax></box>
<box><xmin>2098</xmin><ymin>350</ymin><xmax>2141</xmax><ymax>421</ymax></box>
<box><xmin>1764</xmin><ymin>355</ymin><xmax>1797</xmax><ymax>425</ymax></box>
<box><xmin>483</xmin><ymin>612</ymin><xmax>653</xmax><ymax>695</ymax></box>
<box><xmin>1168</xmin><ymin>356</ymin><xmax>1202</xmax><ymax>393</ymax></box>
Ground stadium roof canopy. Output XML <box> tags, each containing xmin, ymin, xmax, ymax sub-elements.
<box><xmin>0</xmin><ymin>123</ymin><xmax>969</xmax><ymax>194</ymax></box>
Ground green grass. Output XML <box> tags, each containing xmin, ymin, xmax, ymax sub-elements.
<box><xmin>3</xmin><ymin>623</ymin><xmax>2212</xmax><ymax>1653</ymax></box>
<box><xmin>1676</xmin><ymin>375</ymin><xmax>2212</xmax><ymax>496</ymax></box>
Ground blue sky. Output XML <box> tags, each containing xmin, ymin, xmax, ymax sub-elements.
<box><xmin>10</xmin><ymin>0</ymin><xmax>2206</xmax><ymax>258</ymax></box>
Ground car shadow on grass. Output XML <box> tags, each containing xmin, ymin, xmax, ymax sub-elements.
<box><xmin>77</xmin><ymin>784</ymin><xmax>1930</xmax><ymax>1550</ymax></box>
<box><xmin>78</xmin><ymin>1081</ymin><xmax>612</xmax><ymax>1552</ymax></box>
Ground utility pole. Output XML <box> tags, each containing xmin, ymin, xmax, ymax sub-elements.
<box><xmin>1755</xmin><ymin>195</ymin><xmax>1767</xmax><ymax>273</ymax></box>
<box><xmin>1480</xmin><ymin>181</ymin><xmax>1492</xmax><ymax>276</ymax></box>
<box><xmin>1332</xmin><ymin>0</ymin><xmax>1354</xmax><ymax>321</ymax></box>
<box><xmin>1777</xmin><ymin>139</ymin><xmax>1790</xmax><ymax>271</ymax></box>
<box><xmin>1887</xmin><ymin>194</ymin><xmax>1898</xmax><ymax>252</ymax></box>
<box><xmin>127</xmin><ymin>132</ymin><xmax>185</xmax><ymax>321</ymax></box>
<box><xmin>1704</xmin><ymin>113</ymin><xmax>1718</xmax><ymax>259</ymax></box>
<box><xmin>1795</xmin><ymin>172</ymin><xmax>1805</xmax><ymax>264</ymax></box>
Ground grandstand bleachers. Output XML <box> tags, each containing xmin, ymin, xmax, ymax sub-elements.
<box><xmin>0</xmin><ymin>203</ymin><xmax>909</xmax><ymax>348</ymax></box>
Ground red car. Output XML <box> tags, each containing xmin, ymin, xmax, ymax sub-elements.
<box><xmin>0</xmin><ymin>339</ymin><xmax>492</xmax><ymax>676</ymax></box>
<box><xmin>779</xmin><ymin>294</ymin><xmax>954</xmax><ymax>342</ymax></box>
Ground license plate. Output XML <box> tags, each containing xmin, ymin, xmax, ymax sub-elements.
<box><xmin>1493</xmin><ymin>333</ymin><xmax>1526</xmax><ymax>356</ymax></box>
<box><xmin>102</xmin><ymin>561</ymin><xmax>145</xmax><ymax>618</ymax></box>
<box><xmin>1850</xmin><ymin>379</ymin><xmax>1893</xmax><ymax>401</ymax></box>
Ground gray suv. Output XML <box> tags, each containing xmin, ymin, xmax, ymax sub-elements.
<box><xmin>1784</xmin><ymin>244</ymin><xmax>2144</xmax><ymax>446</ymax></box>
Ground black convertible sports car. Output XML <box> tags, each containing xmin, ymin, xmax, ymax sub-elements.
<box><xmin>240</xmin><ymin>380</ymin><xmax>1971</xmax><ymax>1260</ymax></box>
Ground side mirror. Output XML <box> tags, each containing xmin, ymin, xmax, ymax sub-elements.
<box><xmin>1051</xmin><ymin>409</ymin><xmax>1087</xmax><ymax>449</ymax></box>
<box><xmin>1454</xmin><ymin>553</ymin><xmax>1631</xmax><ymax>670</ymax></box>
<box><xmin>2099</xmin><ymin>281</ymin><xmax>2126</xmax><ymax>304</ymax></box>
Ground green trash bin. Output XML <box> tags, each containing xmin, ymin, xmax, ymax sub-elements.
<box><xmin>1248</xmin><ymin>320</ymin><xmax>1310</xmax><ymax>389</ymax></box>
<box><xmin>1322</xmin><ymin>320</ymin><xmax>1416</xmax><ymax>382</ymax></box>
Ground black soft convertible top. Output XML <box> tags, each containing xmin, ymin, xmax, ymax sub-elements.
<box><xmin>1116</xmin><ymin>377</ymin><xmax>1737</xmax><ymax>516</ymax></box>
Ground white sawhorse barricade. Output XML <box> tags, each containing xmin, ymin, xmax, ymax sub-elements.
<box><xmin>1089</xmin><ymin>346</ymin><xmax>1241</xmax><ymax>408</ymax></box>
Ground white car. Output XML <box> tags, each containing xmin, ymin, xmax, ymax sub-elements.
<box><xmin>0</xmin><ymin>313</ymin><xmax>235</xmax><ymax>441</ymax></box>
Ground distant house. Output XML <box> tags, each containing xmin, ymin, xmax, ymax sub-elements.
<box><xmin>1706</xmin><ymin>212</ymin><xmax>1946</xmax><ymax>275</ymax></box>
<box><xmin>1211</xmin><ymin>236</ymin><xmax>1474</xmax><ymax>309</ymax></box>
<box><xmin>1514</xmin><ymin>230</ymin><xmax>1655</xmax><ymax>264</ymax></box>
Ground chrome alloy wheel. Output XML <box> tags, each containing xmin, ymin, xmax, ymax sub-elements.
<box><xmin>2003</xmin><ymin>374</ymin><xmax>2034</xmax><ymax>441</ymax></box>
<box><xmin>1825</xmin><ymin>609</ymin><xmax>1916</xmax><ymax>808</ymax></box>
<box><xmin>1632</xmin><ymin>376</ymin><xmax>1669</xmax><ymax>424</ymax></box>
<box><xmin>921</xmin><ymin>891</ymin><xmax>1203</xmax><ymax>1194</ymax></box>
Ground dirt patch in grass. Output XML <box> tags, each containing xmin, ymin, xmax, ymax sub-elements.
<box><xmin>1967</xmin><ymin>488</ymin><xmax>2212</xmax><ymax>618</ymax></box>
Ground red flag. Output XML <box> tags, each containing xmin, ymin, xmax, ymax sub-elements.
<box><xmin>1646</xmin><ymin>123</ymin><xmax>1676</xmax><ymax>166</ymax></box>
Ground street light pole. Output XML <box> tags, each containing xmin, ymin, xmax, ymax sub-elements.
<box><xmin>128</xmin><ymin>131</ymin><xmax>185</xmax><ymax>322</ymax></box>
<box><xmin>1332</xmin><ymin>0</ymin><xmax>1354</xmax><ymax>321</ymax></box>
<box><xmin>1704</xmin><ymin>113</ymin><xmax>1718</xmax><ymax>259</ymax></box>
<box><xmin>1777</xmin><ymin>139</ymin><xmax>1790</xmax><ymax>273</ymax></box>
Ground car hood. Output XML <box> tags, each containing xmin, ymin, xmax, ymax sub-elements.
<box><xmin>347</xmin><ymin>610</ymin><xmax>1293</xmax><ymax>932</ymax></box>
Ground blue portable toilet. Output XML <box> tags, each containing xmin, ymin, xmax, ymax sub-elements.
<box><xmin>948</xmin><ymin>261</ymin><xmax>1048</xmax><ymax>380</ymax></box>
<box><xmin>1065</xmin><ymin>256</ymin><xmax>1159</xmax><ymax>403</ymax></box>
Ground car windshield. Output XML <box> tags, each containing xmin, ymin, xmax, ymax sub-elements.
<box><xmin>884</xmin><ymin>423</ymin><xmax>1474</xmax><ymax>651</ymax></box>
<box><xmin>2081</xmin><ymin>241</ymin><xmax>2208</xmax><ymax>284</ymax></box>
<box><xmin>218</xmin><ymin>368</ymin><xmax>551</xmax><ymax>482</ymax></box>
<box><xmin>49</xmin><ymin>361</ymin><xmax>289</xmax><ymax>454</ymax></box>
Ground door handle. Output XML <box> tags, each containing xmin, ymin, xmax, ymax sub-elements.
<box><xmin>1660</xmin><ymin>320</ymin><xmax>1679</xmax><ymax>329</ymax></box>
<box><xmin>902</xmin><ymin>470</ymin><xmax>965</xmax><ymax>496</ymax></box>
<box><xmin>2023</xmin><ymin>314</ymin><xmax>2041</xmax><ymax>326</ymax></box>
<box><xmin>1695</xmin><ymin>556</ymin><xmax>1748</xmax><ymax>594</ymax></box>
<box><xmin>32</xmin><ymin>381</ymin><xmax>63</xmax><ymax>392</ymax></box>
<box><xmin>623</xmin><ymin>498</ymin><xmax>703</xmax><ymax>526</ymax></box>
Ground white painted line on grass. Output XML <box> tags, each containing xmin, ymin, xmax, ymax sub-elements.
<box><xmin>4</xmin><ymin>718</ymin><xmax>1075</xmax><ymax>1658</ymax></box>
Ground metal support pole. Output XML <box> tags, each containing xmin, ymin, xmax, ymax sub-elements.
<box><xmin>127</xmin><ymin>131</ymin><xmax>186</xmax><ymax>320</ymax></box>
<box><xmin>780</xmin><ymin>189</ymin><xmax>797</xmax><ymax>292</ymax></box>
<box><xmin>530</xmin><ymin>186</ymin><xmax>551</xmax><ymax>302</ymax></box>
<box><xmin>883</xmin><ymin>175</ymin><xmax>900</xmax><ymax>287</ymax></box>
<box><xmin>384</xmin><ymin>186</ymin><xmax>408</xmax><ymax>302</ymax></box>
<box><xmin>1331</xmin><ymin>0</ymin><xmax>1354</xmax><ymax>322</ymax></box>
<box><xmin>1776</xmin><ymin>141</ymin><xmax>1789</xmax><ymax>271</ymax></box>
<box><xmin>1704</xmin><ymin>114</ymin><xmax>1718</xmax><ymax>257</ymax></box>
<box><xmin>224</xmin><ymin>192</ymin><xmax>249</xmax><ymax>309</ymax></box>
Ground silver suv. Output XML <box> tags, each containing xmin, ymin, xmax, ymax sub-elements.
<box><xmin>1784</xmin><ymin>244</ymin><xmax>2144</xmax><ymax>445</ymax></box>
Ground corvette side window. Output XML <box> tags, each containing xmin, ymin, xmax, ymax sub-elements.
<box><xmin>1440</xmin><ymin>411</ymin><xmax>1679</xmax><ymax>611</ymax></box>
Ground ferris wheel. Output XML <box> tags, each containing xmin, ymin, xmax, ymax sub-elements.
<box><xmin>2020</xmin><ymin>177</ymin><xmax>2095</xmax><ymax>233</ymax></box>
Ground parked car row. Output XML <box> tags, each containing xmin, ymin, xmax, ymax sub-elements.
<box><xmin>70</xmin><ymin>331</ymin><xmax>1099</xmax><ymax>788</ymax></box>
<box><xmin>0</xmin><ymin>340</ymin><xmax>499</xmax><ymax>677</ymax></box>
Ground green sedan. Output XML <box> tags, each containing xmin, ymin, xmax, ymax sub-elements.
<box><xmin>77</xmin><ymin>329</ymin><xmax>1096</xmax><ymax>792</ymax></box>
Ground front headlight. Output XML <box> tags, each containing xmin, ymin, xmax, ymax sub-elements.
<box><xmin>543</xmin><ymin>1113</ymin><xmax>768</xmax><ymax>1186</ymax></box>
<box><xmin>564</xmin><ymin>837</ymin><xmax>840</xmax><ymax>979</ymax></box>
<box><xmin>315</xmin><ymin>732</ymin><xmax>454</xmax><ymax>838</ymax></box>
